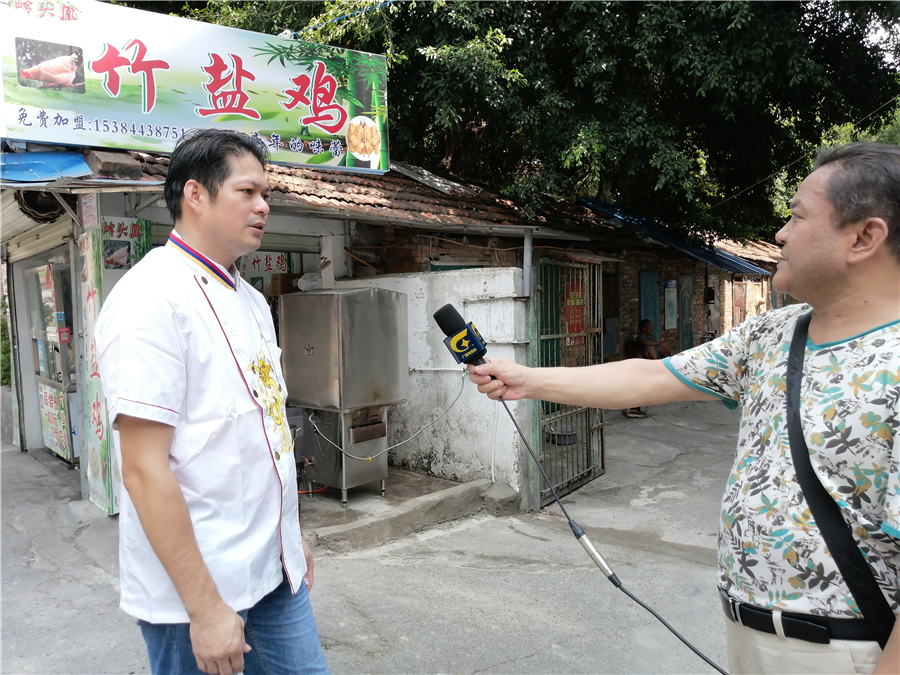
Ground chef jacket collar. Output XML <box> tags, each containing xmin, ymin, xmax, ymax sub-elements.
<box><xmin>166</xmin><ymin>230</ymin><xmax>238</xmax><ymax>291</ymax></box>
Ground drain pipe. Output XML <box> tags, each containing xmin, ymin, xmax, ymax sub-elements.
<box><xmin>343</xmin><ymin>219</ymin><xmax>353</xmax><ymax>278</ymax></box>
<box><xmin>523</xmin><ymin>229</ymin><xmax>533</xmax><ymax>297</ymax></box>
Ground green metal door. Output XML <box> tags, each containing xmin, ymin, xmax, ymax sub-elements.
<box><xmin>535</xmin><ymin>260</ymin><xmax>605</xmax><ymax>507</ymax></box>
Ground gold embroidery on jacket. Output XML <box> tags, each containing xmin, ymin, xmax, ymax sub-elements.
<box><xmin>249</xmin><ymin>351</ymin><xmax>293</xmax><ymax>456</ymax></box>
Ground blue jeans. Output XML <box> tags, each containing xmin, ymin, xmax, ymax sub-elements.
<box><xmin>138</xmin><ymin>575</ymin><xmax>330</xmax><ymax>675</ymax></box>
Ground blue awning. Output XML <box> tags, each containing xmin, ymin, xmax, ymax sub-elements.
<box><xmin>578</xmin><ymin>197</ymin><xmax>770</xmax><ymax>276</ymax></box>
<box><xmin>1</xmin><ymin>151</ymin><xmax>93</xmax><ymax>182</ymax></box>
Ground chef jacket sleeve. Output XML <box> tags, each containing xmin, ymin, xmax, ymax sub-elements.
<box><xmin>96</xmin><ymin>289</ymin><xmax>186</xmax><ymax>428</ymax></box>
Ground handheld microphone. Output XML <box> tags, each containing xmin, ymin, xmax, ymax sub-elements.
<box><xmin>432</xmin><ymin>304</ymin><xmax>488</xmax><ymax>366</ymax></box>
<box><xmin>431</xmin><ymin>302</ymin><xmax>614</xmax><ymax>574</ymax></box>
<box><xmin>430</xmin><ymin>302</ymin><xmax>728</xmax><ymax>675</ymax></box>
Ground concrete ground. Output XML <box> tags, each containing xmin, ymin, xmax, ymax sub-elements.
<box><xmin>2</xmin><ymin>399</ymin><xmax>739</xmax><ymax>674</ymax></box>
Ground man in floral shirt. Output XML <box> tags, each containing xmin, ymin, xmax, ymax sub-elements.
<box><xmin>468</xmin><ymin>142</ymin><xmax>899</xmax><ymax>674</ymax></box>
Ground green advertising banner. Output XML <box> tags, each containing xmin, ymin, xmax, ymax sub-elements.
<box><xmin>76</xmin><ymin>218</ymin><xmax>152</xmax><ymax>514</ymax></box>
<box><xmin>2</xmin><ymin>0</ymin><xmax>389</xmax><ymax>172</ymax></box>
<box><xmin>77</xmin><ymin>226</ymin><xmax>115</xmax><ymax>514</ymax></box>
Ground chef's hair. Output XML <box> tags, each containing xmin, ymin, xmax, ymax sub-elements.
<box><xmin>165</xmin><ymin>129</ymin><xmax>269</xmax><ymax>222</ymax></box>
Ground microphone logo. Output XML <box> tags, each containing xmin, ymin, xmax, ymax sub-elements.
<box><xmin>450</xmin><ymin>330</ymin><xmax>471</xmax><ymax>353</ymax></box>
<box><xmin>442</xmin><ymin>322</ymin><xmax>486</xmax><ymax>364</ymax></box>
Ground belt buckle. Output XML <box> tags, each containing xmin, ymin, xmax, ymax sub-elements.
<box><xmin>720</xmin><ymin>589</ymin><xmax>743</xmax><ymax>626</ymax></box>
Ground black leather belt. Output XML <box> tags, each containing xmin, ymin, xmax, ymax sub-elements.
<box><xmin>719</xmin><ymin>589</ymin><xmax>874</xmax><ymax>644</ymax></box>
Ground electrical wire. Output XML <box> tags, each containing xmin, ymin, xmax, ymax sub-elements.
<box><xmin>490</xmin><ymin>390</ymin><xmax>500</xmax><ymax>484</ymax></box>
<box><xmin>671</xmin><ymin>94</ymin><xmax>900</xmax><ymax>227</ymax></box>
<box><xmin>306</xmin><ymin>370</ymin><xmax>468</xmax><ymax>461</ymax></box>
<box><xmin>496</xmin><ymin>395</ymin><xmax>728</xmax><ymax>675</ymax></box>
<box><xmin>344</xmin><ymin>247</ymin><xmax>376</xmax><ymax>268</ymax></box>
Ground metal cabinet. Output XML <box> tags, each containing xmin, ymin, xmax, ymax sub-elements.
<box><xmin>279</xmin><ymin>288</ymin><xmax>408</xmax><ymax>506</ymax></box>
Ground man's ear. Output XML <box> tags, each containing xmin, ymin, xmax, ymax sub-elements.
<box><xmin>847</xmin><ymin>217</ymin><xmax>890</xmax><ymax>265</ymax></box>
<box><xmin>181</xmin><ymin>179</ymin><xmax>205</xmax><ymax>217</ymax></box>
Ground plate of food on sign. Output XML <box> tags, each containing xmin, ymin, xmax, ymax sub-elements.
<box><xmin>346</xmin><ymin>116</ymin><xmax>382</xmax><ymax>162</ymax></box>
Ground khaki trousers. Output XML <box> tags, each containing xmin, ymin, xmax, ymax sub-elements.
<box><xmin>727</xmin><ymin>620</ymin><xmax>883</xmax><ymax>675</ymax></box>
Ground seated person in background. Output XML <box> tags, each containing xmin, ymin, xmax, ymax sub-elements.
<box><xmin>636</xmin><ymin>320</ymin><xmax>668</xmax><ymax>359</ymax></box>
<box><xmin>623</xmin><ymin>319</ymin><xmax>666</xmax><ymax>418</ymax></box>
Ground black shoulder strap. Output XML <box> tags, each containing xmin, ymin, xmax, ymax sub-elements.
<box><xmin>786</xmin><ymin>310</ymin><xmax>895</xmax><ymax>649</ymax></box>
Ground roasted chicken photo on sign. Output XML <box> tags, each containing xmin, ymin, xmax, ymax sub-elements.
<box><xmin>20</xmin><ymin>53</ymin><xmax>80</xmax><ymax>86</ymax></box>
<box><xmin>346</xmin><ymin>115</ymin><xmax>381</xmax><ymax>160</ymax></box>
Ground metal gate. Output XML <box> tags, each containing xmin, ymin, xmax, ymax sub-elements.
<box><xmin>536</xmin><ymin>260</ymin><xmax>605</xmax><ymax>507</ymax></box>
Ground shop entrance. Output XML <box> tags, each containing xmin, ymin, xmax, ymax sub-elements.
<box><xmin>23</xmin><ymin>262</ymin><xmax>77</xmax><ymax>463</ymax></box>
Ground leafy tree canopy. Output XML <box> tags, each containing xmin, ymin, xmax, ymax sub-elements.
<box><xmin>769</xmin><ymin>91</ymin><xmax>900</xmax><ymax>220</ymax></box>
<box><xmin>162</xmin><ymin>1</ymin><xmax>900</xmax><ymax>242</ymax></box>
<box><xmin>825</xmin><ymin>99</ymin><xmax>900</xmax><ymax>147</ymax></box>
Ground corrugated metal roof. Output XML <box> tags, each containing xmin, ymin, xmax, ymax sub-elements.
<box><xmin>5</xmin><ymin>217</ymin><xmax>72</xmax><ymax>261</ymax></box>
<box><xmin>0</xmin><ymin>189</ymin><xmax>69</xmax><ymax>243</ymax></box>
<box><xmin>578</xmin><ymin>198</ymin><xmax>771</xmax><ymax>276</ymax></box>
<box><xmin>0</xmin><ymin>151</ymin><xmax>92</xmax><ymax>182</ymax></box>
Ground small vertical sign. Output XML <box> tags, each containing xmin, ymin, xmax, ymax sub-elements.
<box><xmin>664</xmin><ymin>280</ymin><xmax>677</xmax><ymax>330</ymax></box>
<box><xmin>239</xmin><ymin>251</ymin><xmax>300</xmax><ymax>295</ymax></box>
<box><xmin>80</xmin><ymin>194</ymin><xmax>100</xmax><ymax>232</ymax></box>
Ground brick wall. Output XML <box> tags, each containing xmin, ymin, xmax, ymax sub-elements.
<box><xmin>617</xmin><ymin>261</ymin><xmax>639</xmax><ymax>356</ymax></box>
<box><xmin>722</xmin><ymin>277</ymin><xmax>733</xmax><ymax>331</ymax></box>
<box><xmin>349</xmin><ymin>224</ymin><xmax>776</xmax><ymax>356</ymax></box>
<box><xmin>613</xmin><ymin>253</ymin><xmax>712</xmax><ymax>356</ymax></box>
<box><xmin>719</xmin><ymin>265</ymin><xmax>777</xmax><ymax>334</ymax></box>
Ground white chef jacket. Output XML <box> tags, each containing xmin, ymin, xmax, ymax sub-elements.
<box><xmin>96</xmin><ymin>231</ymin><xmax>305</xmax><ymax>624</ymax></box>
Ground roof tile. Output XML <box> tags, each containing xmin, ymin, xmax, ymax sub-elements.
<box><xmin>128</xmin><ymin>150</ymin><xmax>591</xmax><ymax>237</ymax></box>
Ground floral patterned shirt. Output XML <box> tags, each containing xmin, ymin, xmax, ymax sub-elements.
<box><xmin>665</xmin><ymin>303</ymin><xmax>900</xmax><ymax>618</ymax></box>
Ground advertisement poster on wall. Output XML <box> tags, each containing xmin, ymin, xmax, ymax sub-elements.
<box><xmin>101</xmin><ymin>216</ymin><xmax>152</xmax><ymax>270</ymax></box>
<box><xmin>664</xmin><ymin>280</ymin><xmax>677</xmax><ymax>330</ymax></box>
<box><xmin>78</xmin><ymin>226</ymin><xmax>114</xmax><ymax>513</ymax></box>
<box><xmin>2</xmin><ymin>0</ymin><xmax>389</xmax><ymax>172</ymax></box>
<box><xmin>38</xmin><ymin>380</ymin><xmax>70</xmax><ymax>457</ymax></box>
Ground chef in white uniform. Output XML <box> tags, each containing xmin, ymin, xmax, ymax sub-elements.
<box><xmin>97</xmin><ymin>129</ymin><xmax>330</xmax><ymax>675</ymax></box>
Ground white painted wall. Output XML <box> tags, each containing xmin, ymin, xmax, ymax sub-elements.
<box><xmin>335</xmin><ymin>268</ymin><xmax>530</xmax><ymax>495</ymax></box>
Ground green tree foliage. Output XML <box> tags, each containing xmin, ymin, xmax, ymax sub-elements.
<box><xmin>825</xmin><ymin>101</ymin><xmax>900</xmax><ymax>147</ymax></box>
<box><xmin>769</xmin><ymin>78</ymin><xmax>900</xmax><ymax>219</ymax></box>
<box><xmin>180</xmin><ymin>0</ymin><xmax>899</xmax><ymax>242</ymax></box>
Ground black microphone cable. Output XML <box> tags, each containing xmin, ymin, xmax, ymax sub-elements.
<box><xmin>433</xmin><ymin>302</ymin><xmax>727</xmax><ymax>674</ymax></box>
<box><xmin>494</xmin><ymin>393</ymin><xmax>728</xmax><ymax>675</ymax></box>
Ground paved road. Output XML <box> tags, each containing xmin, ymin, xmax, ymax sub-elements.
<box><xmin>312</xmin><ymin>400</ymin><xmax>737</xmax><ymax>674</ymax></box>
<box><xmin>2</xmin><ymin>400</ymin><xmax>739</xmax><ymax>674</ymax></box>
